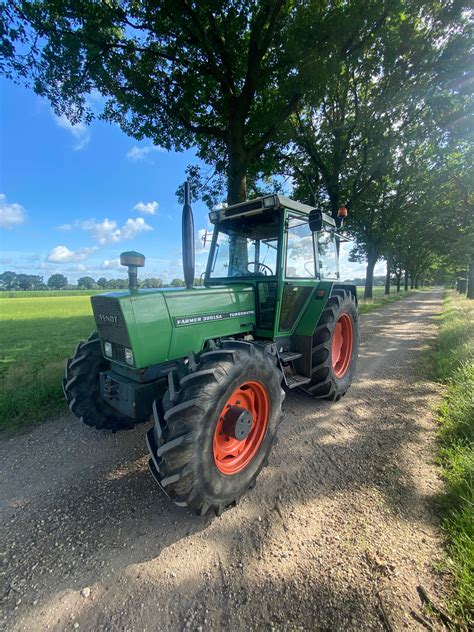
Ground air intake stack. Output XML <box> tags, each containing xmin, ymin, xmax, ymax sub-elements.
<box><xmin>120</xmin><ymin>250</ymin><xmax>145</xmax><ymax>291</ymax></box>
<box><xmin>182</xmin><ymin>180</ymin><xmax>195</xmax><ymax>289</ymax></box>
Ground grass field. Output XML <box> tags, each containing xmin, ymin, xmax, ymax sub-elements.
<box><xmin>0</xmin><ymin>285</ymin><xmax>420</xmax><ymax>435</ymax></box>
<box><xmin>0</xmin><ymin>289</ymin><xmax>104</xmax><ymax>298</ymax></box>
<box><xmin>433</xmin><ymin>291</ymin><xmax>473</xmax><ymax>625</ymax></box>
<box><xmin>0</xmin><ymin>296</ymin><xmax>94</xmax><ymax>434</ymax></box>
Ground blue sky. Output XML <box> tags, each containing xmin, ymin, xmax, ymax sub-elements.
<box><xmin>0</xmin><ymin>79</ymin><xmax>380</xmax><ymax>284</ymax></box>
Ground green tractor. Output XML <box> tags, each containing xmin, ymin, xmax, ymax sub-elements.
<box><xmin>64</xmin><ymin>187</ymin><xmax>359</xmax><ymax>516</ymax></box>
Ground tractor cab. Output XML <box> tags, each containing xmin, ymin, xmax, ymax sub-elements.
<box><xmin>205</xmin><ymin>195</ymin><xmax>340</xmax><ymax>337</ymax></box>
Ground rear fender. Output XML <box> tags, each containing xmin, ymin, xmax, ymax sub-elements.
<box><xmin>331</xmin><ymin>283</ymin><xmax>358</xmax><ymax>304</ymax></box>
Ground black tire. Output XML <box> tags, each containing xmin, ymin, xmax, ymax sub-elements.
<box><xmin>304</xmin><ymin>289</ymin><xmax>359</xmax><ymax>401</ymax></box>
<box><xmin>63</xmin><ymin>331</ymin><xmax>139</xmax><ymax>431</ymax></box>
<box><xmin>148</xmin><ymin>340</ymin><xmax>284</xmax><ymax>516</ymax></box>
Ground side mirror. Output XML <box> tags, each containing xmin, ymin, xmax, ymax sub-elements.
<box><xmin>308</xmin><ymin>209</ymin><xmax>323</xmax><ymax>232</ymax></box>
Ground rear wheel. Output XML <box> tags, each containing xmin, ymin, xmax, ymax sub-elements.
<box><xmin>63</xmin><ymin>331</ymin><xmax>139</xmax><ymax>431</ymax></box>
<box><xmin>148</xmin><ymin>340</ymin><xmax>284</xmax><ymax>516</ymax></box>
<box><xmin>305</xmin><ymin>290</ymin><xmax>359</xmax><ymax>401</ymax></box>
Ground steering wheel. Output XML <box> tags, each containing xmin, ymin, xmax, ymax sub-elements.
<box><xmin>304</xmin><ymin>261</ymin><xmax>315</xmax><ymax>276</ymax></box>
<box><xmin>246</xmin><ymin>262</ymin><xmax>273</xmax><ymax>276</ymax></box>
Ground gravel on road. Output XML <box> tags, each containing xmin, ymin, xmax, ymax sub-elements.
<box><xmin>0</xmin><ymin>289</ymin><xmax>447</xmax><ymax>631</ymax></box>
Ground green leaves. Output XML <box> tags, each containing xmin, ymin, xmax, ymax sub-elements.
<box><xmin>3</xmin><ymin>0</ymin><xmax>426</xmax><ymax>204</ymax></box>
<box><xmin>287</xmin><ymin>0</ymin><xmax>473</xmax><ymax>288</ymax></box>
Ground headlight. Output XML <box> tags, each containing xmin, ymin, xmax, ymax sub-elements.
<box><xmin>104</xmin><ymin>341</ymin><xmax>112</xmax><ymax>358</ymax></box>
<box><xmin>124</xmin><ymin>347</ymin><xmax>134</xmax><ymax>366</ymax></box>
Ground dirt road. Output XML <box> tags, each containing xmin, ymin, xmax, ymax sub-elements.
<box><xmin>1</xmin><ymin>290</ymin><xmax>447</xmax><ymax>631</ymax></box>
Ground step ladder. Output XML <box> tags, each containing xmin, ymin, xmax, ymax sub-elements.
<box><xmin>278</xmin><ymin>349</ymin><xmax>311</xmax><ymax>389</ymax></box>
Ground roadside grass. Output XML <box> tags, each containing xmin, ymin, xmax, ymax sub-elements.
<box><xmin>0</xmin><ymin>296</ymin><xmax>94</xmax><ymax>435</ymax></box>
<box><xmin>357</xmin><ymin>287</ymin><xmax>431</xmax><ymax>314</ymax></box>
<box><xmin>433</xmin><ymin>291</ymin><xmax>474</xmax><ymax>624</ymax></box>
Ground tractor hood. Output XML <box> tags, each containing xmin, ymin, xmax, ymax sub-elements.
<box><xmin>91</xmin><ymin>285</ymin><xmax>255</xmax><ymax>369</ymax></box>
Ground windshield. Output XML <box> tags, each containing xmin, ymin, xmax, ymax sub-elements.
<box><xmin>208</xmin><ymin>212</ymin><xmax>279</xmax><ymax>278</ymax></box>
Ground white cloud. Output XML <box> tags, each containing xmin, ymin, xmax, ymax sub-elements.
<box><xmin>53</xmin><ymin>113</ymin><xmax>91</xmax><ymax>150</ymax></box>
<box><xmin>81</xmin><ymin>217</ymin><xmax>152</xmax><ymax>245</ymax></box>
<box><xmin>126</xmin><ymin>145</ymin><xmax>166</xmax><ymax>161</ymax></box>
<box><xmin>196</xmin><ymin>228</ymin><xmax>213</xmax><ymax>254</ymax></box>
<box><xmin>47</xmin><ymin>245</ymin><xmax>98</xmax><ymax>263</ymax></box>
<box><xmin>133</xmin><ymin>201</ymin><xmax>159</xmax><ymax>215</ymax></box>
<box><xmin>338</xmin><ymin>241</ymin><xmax>386</xmax><ymax>281</ymax></box>
<box><xmin>0</xmin><ymin>194</ymin><xmax>26</xmax><ymax>229</ymax></box>
<box><xmin>101</xmin><ymin>258</ymin><xmax>122</xmax><ymax>270</ymax></box>
<box><xmin>120</xmin><ymin>217</ymin><xmax>153</xmax><ymax>241</ymax></box>
<box><xmin>57</xmin><ymin>223</ymin><xmax>73</xmax><ymax>231</ymax></box>
<box><xmin>84</xmin><ymin>90</ymin><xmax>106</xmax><ymax>114</ymax></box>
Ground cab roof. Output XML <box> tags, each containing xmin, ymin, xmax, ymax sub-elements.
<box><xmin>209</xmin><ymin>194</ymin><xmax>335</xmax><ymax>226</ymax></box>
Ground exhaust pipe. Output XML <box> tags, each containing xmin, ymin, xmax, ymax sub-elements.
<box><xmin>182</xmin><ymin>180</ymin><xmax>195</xmax><ymax>289</ymax></box>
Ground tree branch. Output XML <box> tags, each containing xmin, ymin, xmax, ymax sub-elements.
<box><xmin>247</xmin><ymin>93</ymin><xmax>302</xmax><ymax>158</ymax></box>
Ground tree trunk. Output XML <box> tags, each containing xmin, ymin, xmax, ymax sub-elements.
<box><xmin>227</xmin><ymin>166</ymin><xmax>247</xmax><ymax>205</ymax></box>
<box><xmin>404</xmin><ymin>270</ymin><xmax>409</xmax><ymax>291</ymax></box>
<box><xmin>415</xmin><ymin>277</ymin><xmax>419</xmax><ymax>289</ymax></box>
<box><xmin>384</xmin><ymin>255</ymin><xmax>392</xmax><ymax>295</ymax></box>
<box><xmin>226</xmin><ymin>133</ymin><xmax>249</xmax><ymax>271</ymax></box>
<box><xmin>364</xmin><ymin>249</ymin><xmax>378</xmax><ymax>299</ymax></box>
<box><xmin>227</xmin><ymin>125</ymin><xmax>248</xmax><ymax>205</ymax></box>
<box><xmin>467</xmin><ymin>260</ymin><xmax>474</xmax><ymax>299</ymax></box>
<box><xmin>396</xmin><ymin>273</ymin><xmax>401</xmax><ymax>293</ymax></box>
<box><xmin>410</xmin><ymin>276</ymin><xmax>415</xmax><ymax>289</ymax></box>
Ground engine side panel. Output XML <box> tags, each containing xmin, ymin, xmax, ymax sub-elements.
<box><xmin>164</xmin><ymin>286</ymin><xmax>256</xmax><ymax>361</ymax></box>
<box><xmin>92</xmin><ymin>286</ymin><xmax>256</xmax><ymax>369</ymax></box>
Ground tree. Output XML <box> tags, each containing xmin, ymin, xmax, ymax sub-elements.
<box><xmin>170</xmin><ymin>278</ymin><xmax>185</xmax><ymax>288</ymax></box>
<box><xmin>0</xmin><ymin>271</ymin><xmax>18</xmax><ymax>290</ymax></box>
<box><xmin>141</xmin><ymin>277</ymin><xmax>163</xmax><ymax>289</ymax></box>
<box><xmin>287</xmin><ymin>1</ymin><xmax>472</xmax><ymax>297</ymax></box>
<box><xmin>77</xmin><ymin>276</ymin><xmax>96</xmax><ymax>289</ymax></box>
<box><xmin>9</xmin><ymin>273</ymin><xmax>43</xmax><ymax>290</ymax></box>
<box><xmin>114</xmin><ymin>278</ymin><xmax>128</xmax><ymax>289</ymax></box>
<box><xmin>47</xmin><ymin>273</ymin><xmax>68</xmax><ymax>289</ymax></box>
<box><xmin>0</xmin><ymin>271</ymin><xmax>47</xmax><ymax>290</ymax></box>
<box><xmin>1</xmin><ymin>0</ymin><xmax>397</xmax><ymax>204</ymax></box>
<box><xmin>96</xmin><ymin>277</ymin><xmax>108</xmax><ymax>289</ymax></box>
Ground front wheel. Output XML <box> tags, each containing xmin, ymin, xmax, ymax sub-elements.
<box><xmin>63</xmin><ymin>331</ymin><xmax>140</xmax><ymax>431</ymax></box>
<box><xmin>147</xmin><ymin>340</ymin><xmax>284</xmax><ymax>516</ymax></box>
<box><xmin>304</xmin><ymin>290</ymin><xmax>359</xmax><ymax>401</ymax></box>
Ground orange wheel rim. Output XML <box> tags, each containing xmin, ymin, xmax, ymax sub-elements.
<box><xmin>331</xmin><ymin>313</ymin><xmax>353</xmax><ymax>378</ymax></box>
<box><xmin>213</xmin><ymin>381</ymin><xmax>269</xmax><ymax>475</ymax></box>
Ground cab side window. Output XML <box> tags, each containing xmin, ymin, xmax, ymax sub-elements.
<box><xmin>285</xmin><ymin>215</ymin><xmax>315</xmax><ymax>278</ymax></box>
<box><xmin>317</xmin><ymin>228</ymin><xmax>338</xmax><ymax>279</ymax></box>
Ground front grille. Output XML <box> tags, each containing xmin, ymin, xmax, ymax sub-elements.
<box><xmin>91</xmin><ymin>296</ymin><xmax>132</xmax><ymax>351</ymax></box>
<box><xmin>111</xmin><ymin>343</ymin><xmax>127</xmax><ymax>364</ymax></box>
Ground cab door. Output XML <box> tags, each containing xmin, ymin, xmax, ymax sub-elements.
<box><xmin>277</xmin><ymin>212</ymin><xmax>317</xmax><ymax>334</ymax></box>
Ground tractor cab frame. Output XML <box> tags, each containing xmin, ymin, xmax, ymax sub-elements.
<box><xmin>205</xmin><ymin>195</ymin><xmax>343</xmax><ymax>340</ymax></box>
